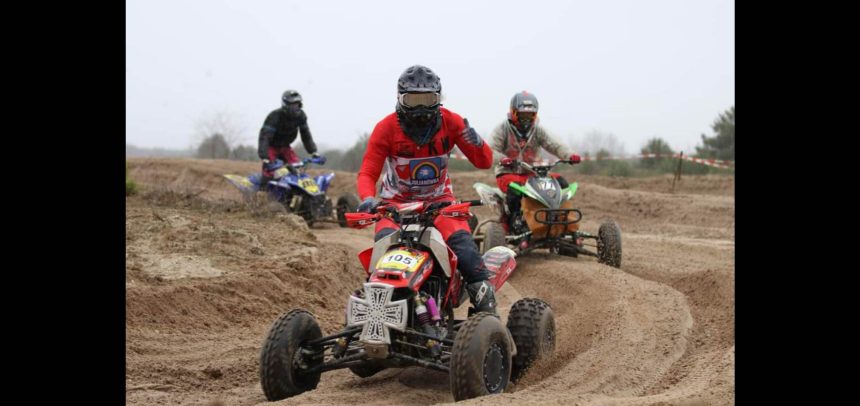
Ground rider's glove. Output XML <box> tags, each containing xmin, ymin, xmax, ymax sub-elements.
<box><xmin>500</xmin><ymin>157</ymin><xmax>516</xmax><ymax>167</ymax></box>
<box><xmin>569</xmin><ymin>153</ymin><xmax>582</xmax><ymax>164</ymax></box>
<box><xmin>461</xmin><ymin>119</ymin><xmax>483</xmax><ymax>148</ymax></box>
<box><xmin>357</xmin><ymin>197</ymin><xmax>381</xmax><ymax>213</ymax></box>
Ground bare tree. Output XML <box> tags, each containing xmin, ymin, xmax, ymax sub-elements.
<box><xmin>196</xmin><ymin>133</ymin><xmax>231</xmax><ymax>159</ymax></box>
<box><xmin>569</xmin><ymin>130</ymin><xmax>626</xmax><ymax>157</ymax></box>
<box><xmin>192</xmin><ymin>110</ymin><xmax>250</xmax><ymax>152</ymax></box>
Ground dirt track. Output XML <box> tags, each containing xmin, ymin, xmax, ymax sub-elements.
<box><xmin>126</xmin><ymin>158</ymin><xmax>734</xmax><ymax>405</ymax></box>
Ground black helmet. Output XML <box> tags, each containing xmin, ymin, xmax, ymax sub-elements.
<box><xmin>508</xmin><ymin>91</ymin><xmax>539</xmax><ymax>139</ymax></box>
<box><xmin>397</xmin><ymin>65</ymin><xmax>442</xmax><ymax>94</ymax></box>
<box><xmin>282</xmin><ymin>90</ymin><xmax>302</xmax><ymax>106</ymax></box>
<box><xmin>281</xmin><ymin>90</ymin><xmax>303</xmax><ymax>117</ymax></box>
<box><xmin>396</xmin><ymin>65</ymin><xmax>442</xmax><ymax>143</ymax></box>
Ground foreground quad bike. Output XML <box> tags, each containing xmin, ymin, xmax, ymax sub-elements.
<box><xmin>223</xmin><ymin>156</ymin><xmax>359</xmax><ymax>227</ymax></box>
<box><xmin>259</xmin><ymin>200</ymin><xmax>556</xmax><ymax>401</ymax></box>
<box><xmin>472</xmin><ymin>159</ymin><xmax>622</xmax><ymax>268</ymax></box>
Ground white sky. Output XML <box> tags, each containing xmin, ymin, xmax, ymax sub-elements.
<box><xmin>126</xmin><ymin>0</ymin><xmax>734</xmax><ymax>155</ymax></box>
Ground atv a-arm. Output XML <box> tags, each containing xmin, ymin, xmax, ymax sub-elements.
<box><xmin>296</xmin><ymin>326</ymin><xmax>455</xmax><ymax>375</ymax></box>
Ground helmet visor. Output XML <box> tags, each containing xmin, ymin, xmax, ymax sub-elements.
<box><xmin>399</xmin><ymin>92</ymin><xmax>440</xmax><ymax>108</ymax></box>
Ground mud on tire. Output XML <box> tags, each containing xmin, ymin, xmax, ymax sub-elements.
<box><xmin>336</xmin><ymin>193</ymin><xmax>360</xmax><ymax>227</ymax></box>
<box><xmin>449</xmin><ymin>312</ymin><xmax>512</xmax><ymax>401</ymax></box>
<box><xmin>506</xmin><ymin>298</ymin><xmax>556</xmax><ymax>382</ymax></box>
<box><xmin>481</xmin><ymin>222</ymin><xmax>506</xmax><ymax>254</ymax></box>
<box><xmin>597</xmin><ymin>219</ymin><xmax>622</xmax><ymax>268</ymax></box>
<box><xmin>259</xmin><ymin>309</ymin><xmax>323</xmax><ymax>401</ymax></box>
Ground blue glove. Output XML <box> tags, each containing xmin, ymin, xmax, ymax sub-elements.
<box><xmin>357</xmin><ymin>197</ymin><xmax>381</xmax><ymax>213</ymax></box>
<box><xmin>461</xmin><ymin>118</ymin><xmax>483</xmax><ymax>147</ymax></box>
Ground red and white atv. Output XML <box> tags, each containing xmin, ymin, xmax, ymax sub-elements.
<box><xmin>259</xmin><ymin>200</ymin><xmax>556</xmax><ymax>401</ymax></box>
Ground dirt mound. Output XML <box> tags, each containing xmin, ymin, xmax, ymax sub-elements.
<box><xmin>126</xmin><ymin>196</ymin><xmax>368</xmax><ymax>404</ymax></box>
<box><xmin>128</xmin><ymin>157</ymin><xmax>360</xmax><ymax>204</ymax></box>
<box><xmin>126</xmin><ymin>158</ymin><xmax>734</xmax><ymax>405</ymax></box>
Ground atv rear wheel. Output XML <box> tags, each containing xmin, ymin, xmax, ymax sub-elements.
<box><xmin>449</xmin><ymin>312</ymin><xmax>512</xmax><ymax>401</ymax></box>
<box><xmin>481</xmin><ymin>222</ymin><xmax>506</xmax><ymax>254</ymax></box>
<box><xmin>336</xmin><ymin>193</ymin><xmax>360</xmax><ymax>227</ymax></box>
<box><xmin>259</xmin><ymin>309</ymin><xmax>323</xmax><ymax>401</ymax></box>
<box><xmin>267</xmin><ymin>188</ymin><xmax>292</xmax><ymax>210</ymax></box>
<box><xmin>507</xmin><ymin>298</ymin><xmax>555</xmax><ymax>382</ymax></box>
<box><xmin>597</xmin><ymin>219</ymin><xmax>622</xmax><ymax>268</ymax></box>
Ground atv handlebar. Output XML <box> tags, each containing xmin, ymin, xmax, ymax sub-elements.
<box><xmin>518</xmin><ymin>159</ymin><xmax>573</xmax><ymax>173</ymax></box>
<box><xmin>344</xmin><ymin>199</ymin><xmax>482</xmax><ymax>229</ymax></box>
<box><xmin>264</xmin><ymin>156</ymin><xmax>327</xmax><ymax>171</ymax></box>
<box><xmin>295</xmin><ymin>156</ymin><xmax>327</xmax><ymax>167</ymax></box>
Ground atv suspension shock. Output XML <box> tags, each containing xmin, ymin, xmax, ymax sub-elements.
<box><xmin>414</xmin><ymin>294</ymin><xmax>443</xmax><ymax>357</ymax></box>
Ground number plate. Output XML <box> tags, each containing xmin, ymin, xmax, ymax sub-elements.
<box><xmin>299</xmin><ymin>178</ymin><xmax>320</xmax><ymax>193</ymax></box>
<box><xmin>376</xmin><ymin>249</ymin><xmax>425</xmax><ymax>272</ymax></box>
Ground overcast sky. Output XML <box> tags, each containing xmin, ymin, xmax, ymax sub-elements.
<box><xmin>126</xmin><ymin>0</ymin><xmax>734</xmax><ymax>155</ymax></box>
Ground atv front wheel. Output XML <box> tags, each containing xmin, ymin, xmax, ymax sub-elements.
<box><xmin>449</xmin><ymin>312</ymin><xmax>512</xmax><ymax>401</ymax></box>
<box><xmin>298</xmin><ymin>196</ymin><xmax>316</xmax><ymax>227</ymax></box>
<box><xmin>259</xmin><ymin>309</ymin><xmax>323</xmax><ymax>401</ymax></box>
<box><xmin>481</xmin><ymin>222</ymin><xmax>506</xmax><ymax>254</ymax></box>
<box><xmin>507</xmin><ymin>298</ymin><xmax>555</xmax><ymax>382</ymax></box>
<box><xmin>336</xmin><ymin>193</ymin><xmax>360</xmax><ymax>227</ymax></box>
<box><xmin>597</xmin><ymin>219</ymin><xmax>622</xmax><ymax>268</ymax></box>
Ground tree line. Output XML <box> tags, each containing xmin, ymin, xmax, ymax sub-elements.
<box><xmin>194</xmin><ymin>106</ymin><xmax>734</xmax><ymax>176</ymax></box>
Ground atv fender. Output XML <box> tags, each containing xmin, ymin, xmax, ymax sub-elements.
<box><xmin>483</xmin><ymin>246</ymin><xmax>517</xmax><ymax>291</ymax></box>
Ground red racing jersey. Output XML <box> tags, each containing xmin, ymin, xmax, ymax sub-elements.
<box><xmin>358</xmin><ymin>108</ymin><xmax>493</xmax><ymax>202</ymax></box>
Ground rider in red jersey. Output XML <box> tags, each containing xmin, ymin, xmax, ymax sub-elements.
<box><xmin>356</xmin><ymin>65</ymin><xmax>498</xmax><ymax>315</ymax></box>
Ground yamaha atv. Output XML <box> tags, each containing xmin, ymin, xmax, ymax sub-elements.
<box><xmin>223</xmin><ymin>156</ymin><xmax>359</xmax><ymax>227</ymax></box>
<box><xmin>259</xmin><ymin>200</ymin><xmax>556</xmax><ymax>401</ymax></box>
<box><xmin>472</xmin><ymin>159</ymin><xmax>622</xmax><ymax>267</ymax></box>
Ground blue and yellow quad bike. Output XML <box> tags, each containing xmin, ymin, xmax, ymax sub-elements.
<box><xmin>471</xmin><ymin>159</ymin><xmax>622</xmax><ymax>267</ymax></box>
<box><xmin>223</xmin><ymin>156</ymin><xmax>359</xmax><ymax>227</ymax></box>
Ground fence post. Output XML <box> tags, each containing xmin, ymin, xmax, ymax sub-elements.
<box><xmin>672</xmin><ymin>151</ymin><xmax>684</xmax><ymax>192</ymax></box>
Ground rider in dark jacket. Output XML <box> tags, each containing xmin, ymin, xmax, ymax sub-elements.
<box><xmin>258</xmin><ymin>90</ymin><xmax>319</xmax><ymax>179</ymax></box>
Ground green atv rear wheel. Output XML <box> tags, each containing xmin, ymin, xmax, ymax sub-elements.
<box><xmin>481</xmin><ymin>222</ymin><xmax>506</xmax><ymax>254</ymax></box>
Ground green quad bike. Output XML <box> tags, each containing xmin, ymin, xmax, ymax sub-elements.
<box><xmin>471</xmin><ymin>159</ymin><xmax>622</xmax><ymax>267</ymax></box>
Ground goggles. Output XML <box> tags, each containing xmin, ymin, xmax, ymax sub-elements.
<box><xmin>516</xmin><ymin>111</ymin><xmax>536</xmax><ymax>121</ymax></box>
<box><xmin>398</xmin><ymin>92</ymin><xmax>440</xmax><ymax>108</ymax></box>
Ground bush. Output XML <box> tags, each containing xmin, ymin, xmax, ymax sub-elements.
<box><xmin>229</xmin><ymin>144</ymin><xmax>258</xmax><ymax>161</ymax></box>
<box><xmin>196</xmin><ymin>133</ymin><xmax>231</xmax><ymax>159</ymax></box>
<box><xmin>606</xmin><ymin>160</ymin><xmax>634</xmax><ymax>177</ymax></box>
<box><xmin>126</xmin><ymin>163</ymin><xmax>138</xmax><ymax>196</ymax></box>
